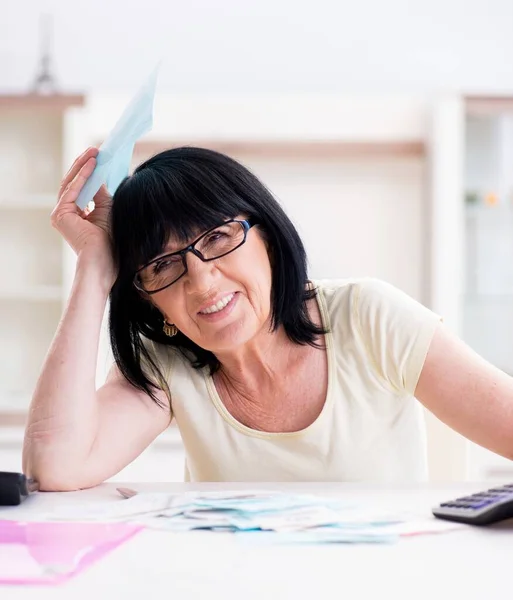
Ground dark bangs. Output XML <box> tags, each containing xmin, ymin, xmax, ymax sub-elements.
<box><xmin>108</xmin><ymin>146</ymin><xmax>327</xmax><ymax>406</ymax></box>
<box><xmin>111</xmin><ymin>149</ymin><xmax>256</xmax><ymax>278</ymax></box>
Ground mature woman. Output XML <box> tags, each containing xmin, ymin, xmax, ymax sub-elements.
<box><xmin>23</xmin><ymin>146</ymin><xmax>513</xmax><ymax>490</ymax></box>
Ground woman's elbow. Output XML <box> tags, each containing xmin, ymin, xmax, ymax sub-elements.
<box><xmin>22</xmin><ymin>438</ymin><xmax>92</xmax><ymax>492</ymax></box>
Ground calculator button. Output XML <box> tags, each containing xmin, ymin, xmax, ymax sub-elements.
<box><xmin>469</xmin><ymin>500</ymin><xmax>494</xmax><ymax>509</ymax></box>
<box><xmin>433</xmin><ymin>484</ymin><xmax>513</xmax><ymax>525</ymax></box>
<box><xmin>495</xmin><ymin>493</ymin><xmax>513</xmax><ymax>501</ymax></box>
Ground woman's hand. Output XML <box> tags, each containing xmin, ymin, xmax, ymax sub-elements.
<box><xmin>51</xmin><ymin>147</ymin><xmax>115</xmax><ymax>284</ymax></box>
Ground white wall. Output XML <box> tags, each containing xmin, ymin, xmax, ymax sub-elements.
<box><xmin>2</xmin><ymin>0</ymin><xmax>513</xmax><ymax>94</ymax></box>
<box><xmin>249</xmin><ymin>155</ymin><xmax>425</xmax><ymax>299</ymax></box>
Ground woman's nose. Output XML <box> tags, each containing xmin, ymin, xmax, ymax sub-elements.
<box><xmin>183</xmin><ymin>251</ymin><xmax>216</xmax><ymax>291</ymax></box>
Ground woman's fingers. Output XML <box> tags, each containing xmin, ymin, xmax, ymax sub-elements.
<box><xmin>58</xmin><ymin>147</ymin><xmax>98</xmax><ymax>198</ymax></box>
<box><xmin>60</xmin><ymin>157</ymin><xmax>97</xmax><ymax>206</ymax></box>
<box><xmin>93</xmin><ymin>183</ymin><xmax>111</xmax><ymax>207</ymax></box>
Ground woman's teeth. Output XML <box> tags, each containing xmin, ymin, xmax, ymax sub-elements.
<box><xmin>199</xmin><ymin>293</ymin><xmax>234</xmax><ymax>314</ymax></box>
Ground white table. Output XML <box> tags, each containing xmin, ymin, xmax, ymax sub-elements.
<box><xmin>1</xmin><ymin>482</ymin><xmax>512</xmax><ymax>599</ymax></box>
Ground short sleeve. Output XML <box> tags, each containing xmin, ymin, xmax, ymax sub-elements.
<box><xmin>353</xmin><ymin>279</ymin><xmax>441</xmax><ymax>395</ymax></box>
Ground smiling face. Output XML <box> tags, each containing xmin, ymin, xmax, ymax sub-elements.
<box><xmin>147</xmin><ymin>217</ymin><xmax>274</xmax><ymax>353</ymax></box>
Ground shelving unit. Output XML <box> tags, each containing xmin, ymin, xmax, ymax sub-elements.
<box><xmin>462</xmin><ymin>97</ymin><xmax>513</xmax><ymax>481</ymax></box>
<box><xmin>0</xmin><ymin>93</ymin><xmax>84</xmax><ymax>422</ymax></box>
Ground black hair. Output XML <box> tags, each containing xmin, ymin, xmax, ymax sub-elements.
<box><xmin>108</xmin><ymin>146</ymin><xmax>327</xmax><ymax>405</ymax></box>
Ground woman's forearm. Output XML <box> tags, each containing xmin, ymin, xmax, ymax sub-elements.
<box><xmin>23</xmin><ymin>255</ymin><xmax>113</xmax><ymax>484</ymax></box>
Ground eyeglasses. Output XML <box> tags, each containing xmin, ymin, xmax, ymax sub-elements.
<box><xmin>134</xmin><ymin>218</ymin><xmax>256</xmax><ymax>294</ymax></box>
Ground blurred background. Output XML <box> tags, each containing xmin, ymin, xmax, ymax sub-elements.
<box><xmin>1</xmin><ymin>0</ymin><xmax>513</xmax><ymax>483</ymax></box>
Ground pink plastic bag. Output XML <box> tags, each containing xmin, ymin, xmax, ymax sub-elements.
<box><xmin>0</xmin><ymin>520</ymin><xmax>141</xmax><ymax>585</ymax></box>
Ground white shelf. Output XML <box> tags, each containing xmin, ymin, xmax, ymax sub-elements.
<box><xmin>0</xmin><ymin>427</ymin><xmax>25</xmax><ymax>445</ymax></box>
<box><xmin>0</xmin><ymin>194</ymin><xmax>56</xmax><ymax>209</ymax></box>
<box><xmin>0</xmin><ymin>285</ymin><xmax>62</xmax><ymax>302</ymax></box>
<box><xmin>0</xmin><ymin>390</ymin><xmax>30</xmax><ymax>412</ymax></box>
<box><xmin>0</xmin><ymin>95</ymin><xmax>83</xmax><ymax>437</ymax></box>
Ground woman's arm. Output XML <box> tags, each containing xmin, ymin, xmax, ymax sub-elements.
<box><xmin>22</xmin><ymin>148</ymin><xmax>171</xmax><ymax>491</ymax></box>
<box><xmin>415</xmin><ymin>323</ymin><xmax>513</xmax><ymax>460</ymax></box>
<box><xmin>22</xmin><ymin>258</ymin><xmax>171</xmax><ymax>491</ymax></box>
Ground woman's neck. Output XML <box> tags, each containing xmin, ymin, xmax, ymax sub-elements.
<box><xmin>211</xmin><ymin>298</ymin><xmax>327</xmax><ymax>432</ymax></box>
<box><xmin>215</xmin><ymin>323</ymin><xmax>297</xmax><ymax>394</ymax></box>
<box><xmin>213</xmin><ymin>295</ymin><xmax>323</xmax><ymax>401</ymax></box>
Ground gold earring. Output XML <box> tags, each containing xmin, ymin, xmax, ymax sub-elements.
<box><xmin>163</xmin><ymin>320</ymin><xmax>178</xmax><ymax>337</ymax></box>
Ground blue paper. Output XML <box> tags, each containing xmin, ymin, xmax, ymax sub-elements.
<box><xmin>75</xmin><ymin>64</ymin><xmax>160</xmax><ymax>210</ymax></box>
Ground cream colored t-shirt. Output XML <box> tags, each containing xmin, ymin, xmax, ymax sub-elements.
<box><xmin>143</xmin><ymin>278</ymin><xmax>441</xmax><ymax>482</ymax></box>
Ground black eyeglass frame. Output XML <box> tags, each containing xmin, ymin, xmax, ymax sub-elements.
<box><xmin>133</xmin><ymin>218</ymin><xmax>256</xmax><ymax>295</ymax></box>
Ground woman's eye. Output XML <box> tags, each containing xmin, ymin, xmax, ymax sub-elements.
<box><xmin>207</xmin><ymin>231</ymin><xmax>226</xmax><ymax>243</ymax></box>
<box><xmin>153</xmin><ymin>260</ymin><xmax>171</xmax><ymax>275</ymax></box>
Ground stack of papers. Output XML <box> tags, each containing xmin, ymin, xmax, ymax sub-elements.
<box><xmin>45</xmin><ymin>490</ymin><xmax>462</xmax><ymax>545</ymax></box>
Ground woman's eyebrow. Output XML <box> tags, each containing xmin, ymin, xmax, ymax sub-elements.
<box><xmin>161</xmin><ymin>225</ymin><xmax>216</xmax><ymax>254</ymax></box>
<box><xmin>160</xmin><ymin>242</ymin><xmax>181</xmax><ymax>254</ymax></box>
<box><xmin>160</xmin><ymin>231</ymin><xmax>198</xmax><ymax>255</ymax></box>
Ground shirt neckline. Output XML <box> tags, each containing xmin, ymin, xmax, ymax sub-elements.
<box><xmin>204</xmin><ymin>282</ymin><xmax>335</xmax><ymax>439</ymax></box>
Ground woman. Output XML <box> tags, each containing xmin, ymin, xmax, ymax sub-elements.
<box><xmin>23</xmin><ymin>146</ymin><xmax>513</xmax><ymax>490</ymax></box>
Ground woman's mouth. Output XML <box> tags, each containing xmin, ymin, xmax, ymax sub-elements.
<box><xmin>197</xmin><ymin>292</ymin><xmax>239</xmax><ymax>321</ymax></box>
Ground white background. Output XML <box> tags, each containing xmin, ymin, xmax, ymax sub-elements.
<box><xmin>2</xmin><ymin>0</ymin><xmax>513</xmax><ymax>94</ymax></box>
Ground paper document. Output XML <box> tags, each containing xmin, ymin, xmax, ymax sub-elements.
<box><xmin>75</xmin><ymin>63</ymin><xmax>160</xmax><ymax>210</ymax></box>
<box><xmin>43</xmin><ymin>490</ymin><xmax>463</xmax><ymax>545</ymax></box>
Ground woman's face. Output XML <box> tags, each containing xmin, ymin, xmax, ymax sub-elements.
<box><xmin>149</xmin><ymin>217</ymin><xmax>273</xmax><ymax>353</ymax></box>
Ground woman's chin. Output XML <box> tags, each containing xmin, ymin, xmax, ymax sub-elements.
<box><xmin>199</xmin><ymin>319</ymin><xmax>258</xmax><ymax>354</ymax></box>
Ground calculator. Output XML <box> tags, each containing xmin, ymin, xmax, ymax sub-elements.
<box><xmin>432</xmin><ymin>483</ymin><xmax>513</xmax><ymax>525</ymax></box>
